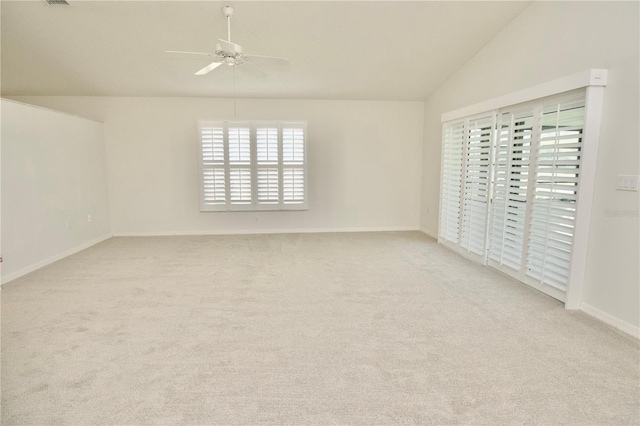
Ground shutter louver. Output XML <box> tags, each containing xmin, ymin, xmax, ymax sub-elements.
<box><xmin>460</xmin><ymin>115</ymin><xmax>493</xmax><ymax>257</ymax></box>
<box><xmin>283</xmin><ymin>168</ymin><xmax>304</xmax><ymax>204</ymax></box>
<box><xmin>282</xmin><ymin>126</ymin><xmax>305</xmax><ymax>206</ymax></box>
<box><xmin>440</xmin><ymin>121</ymin><xmax>464</xmax><ymax>244</ymax></box>
<box><xmin>526</xmin><ymin>95</ymin><xmax>585</xmax><ymax>291</ymax></box>
<box><xmin>201</xmin><ymin>125</ymin><xmax>225</xmax><ymax>205</ymax></box>
<box><xmin>488</xmin><ymin>110</ymin><xmax>534</xmax><ymax>270</ymax></box>
<box><xmin>283</xmin><ymin>128</ymin><xmax>304</xmax><ymax>164</ymax></box>
<box><xmin>201</xmin><ymin>127</ymin><xmax>224</xmax><ymax>164</ymax></box>
<box><xmin>258</xmin><ymin>168</ymin><xmax>279</xmax><ymax>203</ymax></box>
<box><xmin>229</xmin><ymin>127</ymin><xmax>250</xmax><ymax>164</ymax></box>
<box><xmin>229</xmin><ymin>168</ymin><xmax>252</xmax><ymax>204</ymax></box>
<box><xmin>257</xmin><ymin>127</ymin><xmax>280</xmax><ymax>205</ymax></box>
<box><xmin>257</xmin><ymin>127</ymin><xmax>278</xmax><ymax>164</ymax></box>
<box><xmin>203</xmin><ymin>168</ymin><xmax>226</xmax><ymax>205</ymax></box>
<box><xmin>228</xmin><ymin>126</ymin><xmax>251</xmax><ymax>205</ymax></box>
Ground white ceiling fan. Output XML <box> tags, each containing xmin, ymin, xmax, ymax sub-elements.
<box><xmin>166</xmin><ymin>6</ymin><xmax>289</xmax><ymax>77</ymax></box>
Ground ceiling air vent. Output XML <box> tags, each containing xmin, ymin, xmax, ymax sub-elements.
<box><xmin>44</xmin><ymin>0</ymin><xmax>70</xmax><ymax>5</ymax></box>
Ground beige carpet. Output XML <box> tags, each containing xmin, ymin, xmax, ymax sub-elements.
<box><xmin>1</xmin><ymin>231</ymin><xmax>638</xmax><ymax>425</ymax></box>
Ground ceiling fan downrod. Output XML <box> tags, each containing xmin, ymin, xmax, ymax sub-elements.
<box><xmin>222</xmin><ymin>6</ymin><xmax>234</xmax><ymax>42</ymax></box>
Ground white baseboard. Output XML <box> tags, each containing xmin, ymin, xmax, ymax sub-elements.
<box><xmin>113</xmin><ymin>226</ymin><xmax>419</xmax><ymax>237</ymax></box>
<box><xmin>1</xmin><ymin>233</ymin><xmax>113</xmax><ymax>285</ymax></box>
<box><xmin>580</xmin><ymin>302</ymin><xmax>639</xmax><ymax>339</ymax></box>
<box><xmin>419</xmin><ymin>227</ymin><xmax>437</xmax><ymax>240</ymax></box>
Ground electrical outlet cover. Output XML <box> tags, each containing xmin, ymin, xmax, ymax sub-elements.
<box><xmin>616</xmin><ymin>175</ymin><xmax>639</xmax><ymax>191</ymax></box>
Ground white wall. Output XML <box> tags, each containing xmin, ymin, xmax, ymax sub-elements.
<box><xmin>420</xmin><ymin>2</ymin><xmax>639</xmax><ymax>329</ymax></box>
<box><xmin>8</xmin><ymin>97</ymin><xmax>424</xmax><ymax>235</ymax></box>
<box><xmin>1</xmin><ymin>99</ymin><xmax>112</xmax><ymax>283</ymax></box>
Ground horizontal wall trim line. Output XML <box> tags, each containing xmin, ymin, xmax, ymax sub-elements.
<box><xmin>1</xmin><ymin>233</ymin><xmax>113</xmax><ymax>285</ymax></box>
<box><xmin>441</xmin><ymin>69</ymin><xmax>608</xmax><ymax>123</ymax></box>
<box><xmin>1</xmin><ymin>97</ymin><xmax>104</xmax><ymax>123</ymax></box>
<box><xmin>113</xmin><ymin>226</ymin><xmax>419</xmax><ymax>237</ymax></box>
<box><xmin>580</xmin><ymin>302</ymin><xmax>639</xmax><ymax>339</ymax></box>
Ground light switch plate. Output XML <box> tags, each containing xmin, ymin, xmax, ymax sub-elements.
<box><xmin>616</xmin><ymin>175</ymin><xmax>639</xmax><ymax>191</ymax></box>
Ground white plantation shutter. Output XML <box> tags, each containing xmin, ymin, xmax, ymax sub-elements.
<box><xmin>228</xmin><ymin>126</ymin><xmax>251</xmax><ymax>164</ymax></box>
<box><xmin>439</xmin><ymin>121</ymin><xmax>464</xmax><ymax>244</ymax></box>
<box><xmin>257</xmin><ymin>126</ymin><xmax>280</xmax><ymax>205</ymax></box>
<box><xmin>228</xmin><ymin>125</ymin><xmax>252</xmax><ymax>205</ymax></box>
<box><xmin>439</xmin><ymin>115</ymin><xmax>493</xmax><ymax>260</ymax></box>
<box><xmin>203</xmin><ymin>168</ymin><xmax>226</xmax><ymax>205</ymax></box>
<box><xmin>460</xmin><ymin>115</ymin><xmax>493</xmax><ymax>258</ymax></box>
<box><xmin>257</xmin><ymin>168</ymin><xmax>279</xmax><ymax>203</ymax></box>
<box><xmin>439</xmin><ymin>88</ymin><xmax>589</xmax><ymax>302</ymax></box>
<box><xmin>257</xmin><ymin>127</ymin><xmax>278</xmax><ymax>163</ymax></box>
<box><xmin>201</xmin><ymin>126</ymin><xmax>225</xmax><ymax>163</ymax></box>
<box><xmin>283</xmin><ymin>168</ymin><xmax>304</xmax><ymax>203</ymax></box>
<box><xmin>229</xmin><ymin>168</ymin><xmax>252</xmax><ymax>204</ymax></box>
<box><xmin>525</xmin><ymin>93</ymin><xmax>585</xmax><ymax>292</ymax></box>
<box><xmin>438</xmin><ymin>71</ymin><xmax>607</xmax><ymax>308</ymax></box>
<box><xmin>488</xmin><ymin>91</ymin><xmax>586</xmax><ymax>298</ymax></box>
<box><xmin>200</xmin><ymin>124</ymin><xmax>226</xmax><ymax>206</ymax></box>
<box><xmin>282</xmin><ymin>124</ymin><xmax>306</xmax><ymax>206</ymax></box>
<box><xmin>488</xmin><ymin>108</ymin><xmax>534</xmax><ymax>271</ymax></box>
<box><xmin>283</xmin><ymin>128</ymin><xmax>304</xmax><ymax>163</ymax></box>
<box><xmin>198</xmin><ymin>120</ymin><xmax>307</xmax><ymax>211</ymax></box>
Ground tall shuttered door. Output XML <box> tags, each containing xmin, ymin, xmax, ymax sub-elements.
<box><xmin>488</xmin><ymin>108</ymin><xmax>534</xmax><ymax>271</ymax></box>
<box><xmin>439</xmin><ymin>115</ymin><xmax>493</xmax><ymax>261</ymax></box>
<box><xmin>526</xmin><ymin>93</ymin><xmax>585</xmax><ymax>292</ymax></box>
<box><xmin>460</xmin><ymin>116</ymin><xmax>493</xmax><ymax>257</ymax></box>
<box><xmin>485</xmin><ymin>90</ymin><xmax>586</xmax><ymax>299</ymax></box>
<box><xmin>441</xmin><ymin>89</ymin><xmax>587</xmax><ymax>301</ymax></box>
<box><xmin>440</xmin><ymin>121</ymin><xmax>464</xmax><ymax>244</ymax></box>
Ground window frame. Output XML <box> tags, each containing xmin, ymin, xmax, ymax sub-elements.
<box><xmin>197</xmin><ymin>120</ymin><xmax>308</xmax><ymax>212</ymax></box>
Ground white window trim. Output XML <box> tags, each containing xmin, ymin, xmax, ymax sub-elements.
<box><xmin>441</xmin><ymin>69</ymin><xmax>607</xmax><ymax>123</ymax></box>
<box><xmin>439</xmin><ymin>69</ymin><xmax>607</xmax><ymax>310</ymax></box>
<box><xmin>197</xmin><ymin>120</ymin><xmax>308</xmax><ymax>212</ymax></box>
<box><xmin>565</xmin><ymin>84</ymin><xmax>604</xmax><ymax>309</ymax></box>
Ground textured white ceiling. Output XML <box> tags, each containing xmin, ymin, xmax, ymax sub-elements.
<box><xmin>1</xmin><ymin>1</ymin><xmax>530</xmax><ymax>100</ymax></box>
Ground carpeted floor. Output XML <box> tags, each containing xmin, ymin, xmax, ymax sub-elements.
<box><xmin>1</xmin><ymin>231</ymin><xmax>638</xmax><ymax>425</ymax></box>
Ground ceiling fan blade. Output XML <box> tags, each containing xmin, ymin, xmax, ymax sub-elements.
<box><xmin>238</xmin><ymin>62</ymin><xmax>267</xmax><ymax>79</ymax></box>
<box><xmin>243</xmin><ymin>54</ymin><xmax>289</xmax><ymax>68</ymax></box>
<box><xmin>165</xmin><ymin>50</ymin><xmax>214</xmax><ymax>57</ymax></box>
<box><xmin>217</xmin><ymin>39</ymin><xmax>243</xmax><ymax>55</ymax></box>
<box><xmin>195</xmin><ymin>61</ymin><xmax>223</xmax><ymax>76</ymax></box>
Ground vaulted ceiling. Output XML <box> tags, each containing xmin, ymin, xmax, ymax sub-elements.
<box><xmin>1</xmin><ymin>1</ymin><xmax>530</xmax><ymax>101</ymax></box>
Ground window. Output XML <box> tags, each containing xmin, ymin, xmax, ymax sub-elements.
<box><xmin>440</xmin><ymin>89</ymin><xmax>588</xmax><ymax>302</ymax></box>
<box><xmin>198</xmin><ymin>121</ymin><xmax>307</xmax><ymax>211</ymax></box>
